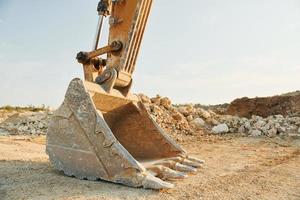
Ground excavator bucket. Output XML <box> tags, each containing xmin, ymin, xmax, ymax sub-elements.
<box><xmin>46</xmin><ymin>79</ymin><xmax>204</xmax><ymax>189</ymax></box>
<box><xmin>46</xmin><ymin>0</ymin><xmax>204</xmax><ymax>189</ymax></box>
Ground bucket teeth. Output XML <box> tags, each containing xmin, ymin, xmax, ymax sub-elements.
<box><xmin>147</xmin><ymin>165</ymin><xmax>187</xmax><ymax>180</ymax></box>
<box><xmin>142</xmin><ymin>174</ymin><xmax>174</xmax><ymax>189</ymax></box>
<box><xmin>156</xmin><ymin>157</ymin><xmax>200</xmax><ymax>173</ymax></box>
<box><xmin>46</xmin><ymin>78</ymin><xmax>204</xmax><ymax>189</ymax></box>
<box><xmin>187</xmin><ymin>156</ymin><xmax>205</xmax><ymax>164</ymax></box>
<box><xmin>163</xmin><ymin>156</ymin><xmax>203</xmax><ymax>168</ymax></box>
<box><xmin>182</xmin><ymin>159</ymin><xmax>203</xmax><ymax>168</ymax></box>
<box><xmin>174</xmin><ymin>163</ymin><xmax>197</xmax><ymax>173</ymax></box>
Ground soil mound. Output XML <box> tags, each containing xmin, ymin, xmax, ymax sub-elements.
<box><xmin>227</xmin><ymin>91</ymin><xmax>300</xmax><ymax>118</ymax></box>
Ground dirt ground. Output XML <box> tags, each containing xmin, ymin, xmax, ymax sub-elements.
<box><xmin>0</xmin><ymin>135</ymin><xmax>300</xmax><ymax>200</ymax></box>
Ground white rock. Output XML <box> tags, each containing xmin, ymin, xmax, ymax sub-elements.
<box><xmin>190</xmin><ymin>118</ymin><xmax>205</xmax><ymax>129</ymax></box>
<box><xmin>229</xmin><ymin>128</ymin><xmax>236</xmax><ymax>133</ymax></box>
<box><xmin>294</xmin><ymin>118</ymin><xmax>300</xmax><ymax>126</ymax></box>
<box><xmin>238</xmin><ymin>125</ymin><xmax>245</xmax><ymax>133</ymax></box>
<box><xmin>244</xmin><ymin>121</ymin><xmax>251</xmax><ymax>130</ymax></box>
<box><xmin>267</xmin><ymin>128</ymin><xmax>277</xmax><ymax>138</ymax></box>
<box><xmin>249</xmin><ymin>129</ymin><xmax>262</xmax><ymax>137</ymax></box>
<box><xmin>38</xmin><ymin>122</ymin><xmax>45</xmax><ymax>129</ymax></box>
<box><xmin>286</xmin><ymin>125</ymin><xmax>297</xmax><ymax>132</ymax></box>
<box><xmin>275</xmin><ymin>114</ymin><xmax>284</xmax><ymax>119</ymax></box>
<box><xmin>263</xmin><ymin>122</ymin><xmax>272</xmax><ymax>130</ymax></box>
<box><xmin>212</xmin><ymin>123</ymin><xmax>229</xmax><ymax>134</ymax></box>
<box><xmin>261</xmin><ymin>126</ymin><xmax>269</xmax><ymax>135</ymax></box>
<box><xmin>274</xmin><ymin>123</ymin><xmax>281</xmax><ymax>129</ymax></box>
<box><xmin>18</xmin><ymin>125</ymin><xmax>28</xmax><ymax>132</ymax></box>
<box><xmin>6</xmin><ymin>123</ymin><xmax>14</xmax><ymax>130</ymax></box>
<box><xmin>254</xmin><ymin>120</ymin><xmax>266</xmax><ymax>129</ymax></box>
<box><xmin>252</xmin><ymin>115</ymin><xmax>263</xmax><ymax>121</ymax></box>
<box><xmin>279</xmin><ymin>132</ymin><xmax>287</xmax><ymax>137</ymax></box>
<box><xmin>277</xmin><ymin>126</ymin><xmax>286</xmax><ymax>133</ymax></box>
<box><xmin>241</xmin><ymin>117</ymin><xmax>248</xmax><ymax>123</ymax></box>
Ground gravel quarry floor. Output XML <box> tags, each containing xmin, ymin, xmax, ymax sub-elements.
<box><xmin>0</xmin><ymin>135</ymin><xmax>300</xmax><ymax>200</ymax></box>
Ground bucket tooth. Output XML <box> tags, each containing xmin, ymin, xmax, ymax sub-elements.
<box><xmin>147</xmin><ymin>165</ymin><xmax>187</xmax><ymax>180</ymax></box>
<box><xmin>163</xmin><ymin>156</ymin><xmax>203</xmax><ymax>168</ymax></box>
<box><xmin>187</xmin><ymin>156</ymin><xmax>205</xmax><ymax>164</ymax></box>
<box><xmin>182</xmin><ymin>159</ymin><xmax>203</xmax><ymax>168</ymax></box>
<box><xmin>174</xmin><ymin>163</ymin><xmax>197</xmax><ymax>173</ymax></box>
<box><xmin>46</xmin><ymin>78</ymin><xmax>203</xmax><ymax>189</ymax></box>
<box><xmin>142</xmin><ymin>174</ymin><xmax>174</xmax><ymax>189</ymax></box>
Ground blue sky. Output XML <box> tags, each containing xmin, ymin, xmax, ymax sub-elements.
<box><xmin>0</xmin><ymin>0</ymin><xmax>299</xmax><ymax>107</ymax></box>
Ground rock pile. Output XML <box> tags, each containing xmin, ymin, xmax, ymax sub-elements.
<box><xmin>217</xmin><ymin>115</ymin><xmax>300</xmax><ymax>137</ymax></box>
<box><xmin>1</xmin><ymin>94</ymin><xmax>299</xmax><ymax>139</ymax></box>
<box><xmin>139</xmin><ymin>94</ymin><xmax>199</xmax><ymax>141</ymax></box>
<box><xmin>139</xmin><ymin>94</ymin><xmax>300</xmax><ymax>139</ymax></box>
<box><xmin>0</xmin><ymin>111</ymin><xmax>50</xmax><ymax>135</ymax></box>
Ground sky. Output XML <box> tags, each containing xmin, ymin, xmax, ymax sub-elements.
<box><xmin>0</xmin><ymin>0</ymin><xmax>299</xmax><ymax>107</ymax></box>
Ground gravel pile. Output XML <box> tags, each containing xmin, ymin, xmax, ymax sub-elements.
<box><xmin>140</xmin><ymin>94</ymin><xmax>300</xmax><ymax>139</ymax></box>
<box><xmin>217</xmin><ymin>115</ymin><xmax>300</xmax><ymax>137</ymax></box>
<box><xmin>0</xmin><ymin>111</ymin><xmax>50</xmax><ymax>135</ymax></box>
<box><xmin>227</xmin><ymin>91</ymin><xmax>300</xmax><ymax>118</ymax></box>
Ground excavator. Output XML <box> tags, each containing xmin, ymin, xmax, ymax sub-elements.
<box><xmin>46</xmin><ymin>0</ymin><xmax>204</xmax><ymax>189</ymax></box>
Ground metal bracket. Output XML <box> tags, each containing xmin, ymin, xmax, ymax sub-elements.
<box><xmin>95</xmin><ymin>68</ymin><xmax>118</xmax><ymax>93</ymax></box>
<box><xmin>77</xmin><ymin>41</ymin><xmax>123</xmax><ymax>64</ymax></box>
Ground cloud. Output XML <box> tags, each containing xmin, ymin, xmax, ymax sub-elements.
<box><xmin>0</xmin><ymin>19</ymin><xmax>4</xmax><ymax>24</ymax></box>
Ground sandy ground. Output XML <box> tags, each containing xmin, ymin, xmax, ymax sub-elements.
<box><xmin>0</xmin><ymin>135</ymin><xmax>300</xmax><ymax>200</ymax></box>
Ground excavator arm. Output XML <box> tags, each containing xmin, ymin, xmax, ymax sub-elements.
<box><xmin>46</xmin><ymin>0</ymin><xmax>204</xmax><ymax>189</ymax></box>
<box><xmin>77</xmin><ymin>0</ymin><xmax>153</xmax><ymax>94</ymax></box>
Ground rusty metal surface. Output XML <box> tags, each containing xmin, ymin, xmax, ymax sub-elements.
<box><xmin>107</xmin><ymin>0</ymin><xmax>153</xmax><ymax>87</ymax></box>
<box><xmin>46</xmin><ymin>79</ymin><xmax>204</xmax><ymax>189</ymax></box>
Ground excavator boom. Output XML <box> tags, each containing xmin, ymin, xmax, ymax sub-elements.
<box><xmin>46</xmin><ymin>0</ymin><xmax>204</xmax><ymax>189</ymax></box>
